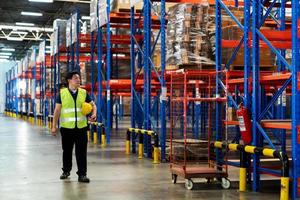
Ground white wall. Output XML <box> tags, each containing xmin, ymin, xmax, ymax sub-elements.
<box><xmin>0</xmin><ymin>61</ymin><xmax>17</xmax><ymax>113</ymax></box>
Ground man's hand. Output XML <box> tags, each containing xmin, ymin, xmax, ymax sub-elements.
<box><xmin>88</xmin><ymin>113</ymin><xmax>96</xmax><ymax>122</ymax></box>
<box><xmin>51</xmin><ymin>126</ymin><xmax>57</xmax><ymax>136</ymax></box>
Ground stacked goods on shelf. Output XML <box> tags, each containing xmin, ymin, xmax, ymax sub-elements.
<box><xmin>45</xmin><ymin>68</ymin><xmax>52</xmax><ymax>92</ymax></box>
<box><xmin>166</xmin><ymin>3</ymin><xmax>215</xmax><ymax>69</ymax></box>
<box><xmin>59</xmin><ymin>62</ymin><xmax>68</xmax><ymax>85</ymax></box>
<box><xmin>122</xmin><ymin>96</ymin><xmax>131</xmax><ymax>116</ymax></box>
<box><xmin>53</xmin><ymin>19</ymin><xmax>67</xmax><ymax>49</ymax></box>
<box><xmin>80</xmin><ymin>62</ymin><xmax>99</xmax><ymax>86</ymax></box>
<box><xmin>111</xmin><ymin>0</ymin><xmax>142</xmax><ymax>12</ymax></box>
<box><xmin>222</xmin><ymin>25</ymin><xmax>276</xmax><ymax>69</ymax></box>
<box><xmin>208</xmin><ymin>6</ymin><xmax>276</xmax><ymax>69</ymax></box>
<box><xmin>111</xmin><ymin>0</ymin><xmax>177</xmax><ymax>13</ymax></box>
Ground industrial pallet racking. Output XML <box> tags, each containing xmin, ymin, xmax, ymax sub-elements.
<box><xmin>215</xmin><ymin>0</ymin><xmax>300</xmax><ymax>198</ymax></box>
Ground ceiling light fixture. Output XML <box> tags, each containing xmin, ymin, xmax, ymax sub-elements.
<box><xmin>7</xmin><ymin>37</ymin><xmax>23</xmax><ymax>41</ymax></box>
<box><xmin>0</xmin><ymin>25</ymin><xmax>53</xmax><ymax>32</ymax></box>
<box><xmin>15</xmin><ymin>22</ymin><xmax>35</xmax><ymax>26</ymax></box>
<box><xmin>81</xmin><ymin>16</ymin><xmax>91</xmax><ymax>20</ymax></box>
<box><xmin>21</xmin><ymin>11</ymin><xmax>43</xmax><ymax>16</ymax></box>
<box><xmin>1</xmin><ymin>48</ymin><xmax>15</xmax><ymax>52</ymax></box>
<box><xmin>0</xmin><ymin>59</ymin><xmax>9</xmax><ymax>62</ymax></box>
<box><xmin>0</xmin><ymin>55</ymin><xmax>10</xmax><ymax>59</ymax></box>
<box><xmin>11</xmin><ymin>31</ymin><xmax>28</xmax><ymax>35</ymax></box>
<box><xmin>0</xmin><ymin>52</ymin><xmax>12</xmax><ymax>56</ymax></box>
<box><xmin>28</xmin><ymin>0</ymin><xmax>53</xmax><ymax>3</ymax></box>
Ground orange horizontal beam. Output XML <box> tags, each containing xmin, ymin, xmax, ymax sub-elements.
<box><xmin>79</xmin><ymin>34</ymin><xmax>143</xmax><ymax>44</ymax></box>
<box><xmin>185</xmin><ymin>97</ymin><xmax>227</xmax><ymax>102</ymax></box>
<box><xmin>261</xmin><ymin>120</ymin><xmax>291</xmax><ymax>130</ymax></box>
<box><xmin>59</xmin><ymin>46</ymin><xmax>131</xmax><ymax>54</ymax></box>
<box><xmin>264</xmin><ymin>20</ymin><xmax>293</xmax><ymax>28</ymax></box>
<box><xmin>222</xmin><ymin>39</ymin><xmax>292</xmax><ymax>49</ymax></box>
<box><xmin>153</xmin><ymin>0</ymin><xmax>244</xmax><ymax>6</ymax></box>
<box><xmin>225</xmin><ymin>120</ymin><xmax>292</xmax><ymax>130</ymax></box>
<box><xmin>228</xmin><ymin>72</ymin><xmax>291</xmax><ymax>85</ymax></box>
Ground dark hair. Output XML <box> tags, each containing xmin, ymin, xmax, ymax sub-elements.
<box><xmin>66</xmin><ymin>71</ymin><xmax>80</xmax><ymax>82</ymax></box>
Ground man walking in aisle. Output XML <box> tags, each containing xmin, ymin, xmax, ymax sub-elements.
<box><xmin>51</xmin><ymin>71</ymin><xmax>96</xmax><ymax>183</ymax></box>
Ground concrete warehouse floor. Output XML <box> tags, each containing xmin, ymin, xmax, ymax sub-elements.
<box><xmin>0</xmin><ymin>114</ymin><xmax>281</xmax><ymax>200</ymax></box>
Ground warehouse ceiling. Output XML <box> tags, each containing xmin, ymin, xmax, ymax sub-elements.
<box><xmin>0</xmin><ymin>0</ymin><xmax>90</xmax><ymax>61</ymax></box>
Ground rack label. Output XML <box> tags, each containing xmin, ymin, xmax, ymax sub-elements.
<box><xmin>160</xmin><ymin>87</ymin><xmax>167</xmax><ymax>102</ymax></box>
<box><xmin>195</xmin><ymin>87</ymin><xmax>200</xmax><ymax>105</ymax></box>
<box><xmin>107</xmin><ymin>89</ymin><xmax>110</xmax><ymax>101</ymax></box>
<box><xmin>238</xmin><ymin>116</ymin><xmax>246</xmax><ymax>132</ymax></box>
<box><xmin>282</xmin><ymin>90</ymin><xmax>286</xmax><ymax>107</ymax></box>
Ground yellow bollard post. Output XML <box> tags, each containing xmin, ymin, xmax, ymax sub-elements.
<box><xmin>87</xmin><ymin>131</ymin><xmax>91</xmax><ymax>143</ymax></box>
<box><xmin>125</xmin><ymin>130</ymin><xmax>130</xmax><ymax>155</ymax></box>
<box><xmin>153</xmin><ymin>147</ymin><xmax>160</xmax><ymax>164</ymax></box>
<box><xmin>239</xmin><ymin>168</ymin><xmax>247</xmax><ymax>192</ymax></box>
<box><xmin>280</xmin><ymin>177</ymin><xmax>289</xmax><ymax>200</ymax></box>
<box><xmin>153</xmin><ymin>133</ymin><xmax>160</xmax><ymax>164</ymax></box>
<box><xmin>101</xmin><ymin>134</ymin><xmax>106</xmax><ymax>148</ymax></box>
<box><xmin>93</xmin><ymin>131</ymin><xmax>98</xmax><ymax>145</ymax></box>
<box><xmin>138</xmin><ymin>133</ymin><xmax>143</xmax><ymax>159</ymax></box>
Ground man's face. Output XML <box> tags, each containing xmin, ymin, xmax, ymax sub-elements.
<box><xmin>69</xmin><ymin>74</ymin><xmax>80</xmax><ymax>87</ymax></box>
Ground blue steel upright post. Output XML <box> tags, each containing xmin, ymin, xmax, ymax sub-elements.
<box><xmin>97</xmin><ymin>5</ymin><xmax>104</xmax><ymax>138</ymax></box>
<box><xmin>32</xmin><ymin>48</ymin><xmax>37</xmax><ymax>124</ymax></box>
<box><xmin>243</xmin><ymin>0</ymin><xmax>250</xmax><ymax>109</ymax></box>
<box><xmin>291</xmin><ymin>1</ymin><xmax>300</xmax><ymax>198</ymax></box>
<box><xmin>143</xmin><ymin>0</ymin><xmax>152</xmax><ymax>158</ymax></box>
<box><xmin>106</xmin><ymin>0</ymin><xmax>111</xmax><ymax>144</ymax></box>
<box><xmin>160</xmin><ymin>0</ymin><xmax>167</xmax><ymax>161</ymax></box>
<box><xmin>215</xmin><ymin>0</ymin><xmax>222</xmax><ymax>165</ymax></box>
<box><xmin>278</xmin><ymin>0</ymin><xmax>286</xmax><ymax>153</ymax></box>
<box><xmin>90</xmin><ymin>24</ymin><xmax>96</xmax><ymax>142</ymax></box>
<box><xmin>252</xmin><ymin>0</ymin><xmax>260</xmax><ymax>192</ymax></box>
<box><xmin>130</xmin><ymin>6</ymin><xmax>136</xmax><ymax>153</ymax></box>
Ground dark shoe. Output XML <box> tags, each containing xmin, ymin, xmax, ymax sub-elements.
<box><xmin>60</xmin><ymin>172</ymin><xmax>70</xmax><ymax>180</ymax></box>
<box><xmin>78</xmin><ymin>175</ymin><xmax>90</xmax><ymax>183</ymax></box>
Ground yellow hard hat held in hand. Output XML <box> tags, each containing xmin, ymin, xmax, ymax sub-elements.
<box><xmin>82</xmin><ymin>102</ymin><xmax>93</xmax><ymax>116</ymax></box>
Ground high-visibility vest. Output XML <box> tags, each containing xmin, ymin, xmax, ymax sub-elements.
<box><xmin>60</xmin><ymin>88</ymin><xmax>87</xmax><ymax>129</ymax></box>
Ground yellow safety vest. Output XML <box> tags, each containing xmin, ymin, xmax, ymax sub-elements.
<box><xmin>60</xmin><ymin>88</ymin><xmax>87</xmax><ymax>129</ymax></box>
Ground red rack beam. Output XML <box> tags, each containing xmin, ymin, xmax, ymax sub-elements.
<box><xmin>225</xmin><ymin>120</ymin><xmax>293</xmax><ymax>130</ymax></box>
<box><xmin>222</xmin><ymin>39</ymin><xmax>292</xmax><ymax>49</ymax></box>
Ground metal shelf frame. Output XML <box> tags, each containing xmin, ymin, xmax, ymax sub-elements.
<box><xmin>130</xmin><ymin>0</ymin><xmax>167</xmax><ymax>160</ymax></box>
<box><xmin>215</xmin><ymin>0</ymin><xmax>300</xmax><ymax>198</ymax></box>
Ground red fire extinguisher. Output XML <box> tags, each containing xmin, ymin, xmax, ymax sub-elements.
<box><xmin>236</xmin><ymin>104</ymin><xmax>252</xmax><ymax>145</ymax></box>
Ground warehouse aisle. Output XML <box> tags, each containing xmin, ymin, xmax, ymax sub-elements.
<box><xmin>0</xmin><ymin>115</ymin><xmax>279</xmax><ymax>200</ymax></box>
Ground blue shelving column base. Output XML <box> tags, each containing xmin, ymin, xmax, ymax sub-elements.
<box><xmin>291</xmin><ymin>1</ymin><xmax>300</xmax><ymax>198</ymax></box>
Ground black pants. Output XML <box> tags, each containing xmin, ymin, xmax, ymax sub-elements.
<box><xmin>60</xmin><ymin>127</ymin><xmax>88</xmax><ymax>176</ymax></box>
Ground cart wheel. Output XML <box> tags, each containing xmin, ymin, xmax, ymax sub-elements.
<box><xmin>185</xmin><ymin>179</ymin><xmax>194</xmax><ymax>190</ymax></box>
<box><xmin>172</xmin><ymin>174</ymin><xmax>177</xmax><ymax>184</ymax></box>
<box><xmin>221</xmin><ymin>178</ymin><xmax>231</xmax><ymax>189</ymax></box>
